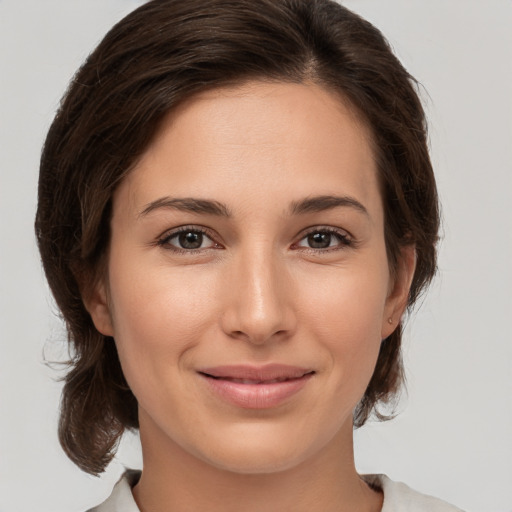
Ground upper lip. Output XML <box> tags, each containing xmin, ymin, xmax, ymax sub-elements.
<box><xmin>198</xmin><ymin>364</ymin><xmax>314</xmax><ymax>382</ymax></box>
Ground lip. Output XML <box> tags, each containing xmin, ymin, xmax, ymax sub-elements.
<box><xmin>197</xmin><ymin>364</ymin><xmax>314</xmax><ymax>409</ymax></box>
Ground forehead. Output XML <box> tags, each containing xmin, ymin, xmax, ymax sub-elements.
<box><xmin>115</xmin><ymin>81</ymin><xmax>380</xmax><ymax>220</ymax></box>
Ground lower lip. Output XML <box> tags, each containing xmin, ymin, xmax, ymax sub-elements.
<box><xmin>200</xmin><ymin>373</ymin><xmax>313</xmax><ymax>409</ymax></box>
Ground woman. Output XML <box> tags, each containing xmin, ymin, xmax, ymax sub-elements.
<box><xmin>35</xmin><ymin>0</ymin><xmax>462</xmax><ymax>510</ymax></box>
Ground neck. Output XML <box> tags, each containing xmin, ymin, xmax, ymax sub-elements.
<box><xmin>132</xmin><ymin>414</ymin><xmax>382</xmax><ymax>512</ymax></box>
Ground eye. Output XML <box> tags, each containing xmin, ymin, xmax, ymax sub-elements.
<box><xmin>158</xmin><ymin>228</ymin><xmax>219</xmax><ymax>251</ymax></box>
<box><xmin>295</xmin><ymin>229</ymin><xmax>352</xmax><ymax>250</ymax></box>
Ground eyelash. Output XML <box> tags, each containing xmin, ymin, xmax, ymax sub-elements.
<box><xmin>293</xmin><ymin>227</ymin><xmax>354</xmax><ymax>253</ymax></box>
<box><xmin>156</xmin><ymin>225</ymin><xmax>354</xmax><ymax>254</ymax></box>
<box><xmin>156</xmin><ymin>226</ymin><xmax>220</xmax><ymax>254</ymax></box>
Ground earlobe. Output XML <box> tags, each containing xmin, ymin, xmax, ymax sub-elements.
<box><xmin>382</xmin><ymin>245</ymin><xmax>416</xmax><ymax>339</ymax></box>
<box><xmin>83</xmin><ymin>280</ymin><xmax>114</xmax><ymax>337</ymax></box>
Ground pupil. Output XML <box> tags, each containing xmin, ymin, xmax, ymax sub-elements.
<box><xmin>308</xmin><ymin>232</ymin><xmax>331</xmax><ymax>248</ymax></box>
<box><xmin>179</xmin><ymin>231</ymin><xmax>202</xmax><ymax>249</ymax></box>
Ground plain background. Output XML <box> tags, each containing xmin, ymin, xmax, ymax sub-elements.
<box><xmin>0</xmin><ymin>1</ymin><xmax>511</xmax><ymax>511</ymax></box>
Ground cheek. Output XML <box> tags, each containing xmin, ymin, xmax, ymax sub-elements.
<box><xmin>298</xmin><ymin>258</ymin><xmax>389</xmax><ymax>383</ymax></box>
<box><xmin>107</xmin><ymin>261</ymin><xmax>218</xmax><ymax>382</ymax></box>
<box><xmin>300</xmin><ymin>259</ymin><xmax>389</xmax><ymax>339</ymax></box>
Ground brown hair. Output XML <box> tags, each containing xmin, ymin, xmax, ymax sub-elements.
<box><xmin>35</xmin><ymin>0</ymin><xmax>439</xmax><ymax>475</ymax></box>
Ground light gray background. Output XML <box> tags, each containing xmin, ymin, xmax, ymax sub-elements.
<box><xmin>0</xmin><ymin>1</ymin><xmax>511</xmax><ymax>511</ymax></box>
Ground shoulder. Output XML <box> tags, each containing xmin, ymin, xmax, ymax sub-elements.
<box><xmin>87</xmin><ymin>470</ymin><xmax>141</xmax><ymax>512</ymax></box>
<box><xmin>363</xmin><ymin>474</ymin><xmax>465</xmax><ymax>512</ymax></box>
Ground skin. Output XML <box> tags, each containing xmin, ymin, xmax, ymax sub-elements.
<box><xmin>87</xmin><ymin>81</ymin><xmax>415</xmax><ymax>512</ymax></box>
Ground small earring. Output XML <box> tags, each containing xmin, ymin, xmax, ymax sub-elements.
<box><xmin>387</xmin><ymin>318</ymin><xmax>393</xmax><ymax>324</ymax></box>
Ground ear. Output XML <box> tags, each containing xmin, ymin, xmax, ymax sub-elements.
<box><xmin>381</xmin><ymin>244</ymin><xmax>416</xmax><ymax>339</ymax></box>
<box><xmin>83</xmin><ymin>279</ymin><xmax>114</xmax><ymax>337</ymax></box>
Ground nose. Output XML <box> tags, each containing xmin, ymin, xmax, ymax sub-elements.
<box><xmin>220</xmin><ymin>247</ymin><xmax>297</xmax><ymax>345</ymax></box>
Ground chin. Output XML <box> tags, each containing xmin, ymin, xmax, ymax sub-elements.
<box><xmin>182</xmin><ymin>419</ymin><xmax>340</xmax><ymax>476</ymax></box>
<box><xmin>198</xmin><ymin>441</ymin><xmax>311</xmax><ymax>475</ymax></box>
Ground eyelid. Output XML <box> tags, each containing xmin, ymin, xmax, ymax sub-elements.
<box><xmin>292</xmin><ymin>226</ymin><xmax>354</xmax><ymax>251</ymax></box>
<box><xmin>156</xmin><ymin>225</ymin><xmax>222</xmax><ymax>251</ymax></box>
<box><xmin>299</xmin><ymin>225</ymin><xmax>352</xmax><ymax>238</ymax></box>
<box><xmin>155</xmin><ymin>224</ymin><xmax>355</xmax><ymax>253</ymax></box>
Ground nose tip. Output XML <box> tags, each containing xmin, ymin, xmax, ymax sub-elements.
<box><xmin>220</xmin><ymin>255</ymin><xmax>296</xmax><ymax>345</ymax></box>
<box><xmin>225</xmin><ymin>303</ymin><xmax>294</xmax><ymax>345</ymax></box>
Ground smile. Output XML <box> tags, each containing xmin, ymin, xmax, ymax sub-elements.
<box><xmin>213</xmin><ymin>377</ymin><xmax>294</xmax><ymax>384</ymax></box>
<box><xmin>197</xmin><ymin>364</ymin><xmax>315</xmax><ymax>409</ymax></box>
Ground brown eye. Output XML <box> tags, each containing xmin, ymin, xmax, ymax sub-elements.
<box><xmin>296</xmin><ymin>229</ymin><xmax>352</xmax><ymax>250</ymax></box>
<box><xmin>307</xmin><ymin>232</ymin><xmax>332</xmax><ymax>249</ymax></box>
<box><xmin>178</xmin><ymin>231</ymin><xmax>204</xmax><ymax>249</ymax></box>
<box><xmin>159</xmin><ymin>229</ymin><xmax>218</xmax><ymax>251</ymax></box>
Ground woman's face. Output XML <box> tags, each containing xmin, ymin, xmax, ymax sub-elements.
<box><xmin>89</xmin><ymin>81</ymin><xmax>413</xmax><ymax>474</ymax></box>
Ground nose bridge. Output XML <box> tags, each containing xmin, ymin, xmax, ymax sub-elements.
<box><xmin>222</xmin><ymin>240</ymin><xmax>294</xmax><ymax>343</ymax></box>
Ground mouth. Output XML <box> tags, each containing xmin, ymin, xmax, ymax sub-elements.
<box><xmin>204</xmin><ymin>376</ymin><xmax>305</xmax><ymax>384</ymax></box>
<box><xmin>197</xmin><ymin>364</ymin><xmax>315</xmax><ymax>409</ymax></box>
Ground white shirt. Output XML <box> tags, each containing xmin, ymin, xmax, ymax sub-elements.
<box><xmin>88</xmin><ymin>470</ymin><xmax>464</xmax><ymax>511</ymax></box>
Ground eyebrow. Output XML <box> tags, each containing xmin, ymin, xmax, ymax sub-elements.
<box><xmin>138</xmin><ymin>194</ymin><xmax>368</xmax><ymax>219</ymax></box>
<box><xmin>139</xmin><ymin>197</ymin><xmax>232</xmax><ymax>218</ymax></box>
<box><xmin>289</xmin><ymin>195</ymin><xmax>369</xmax><ymax>217</ymax></box>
